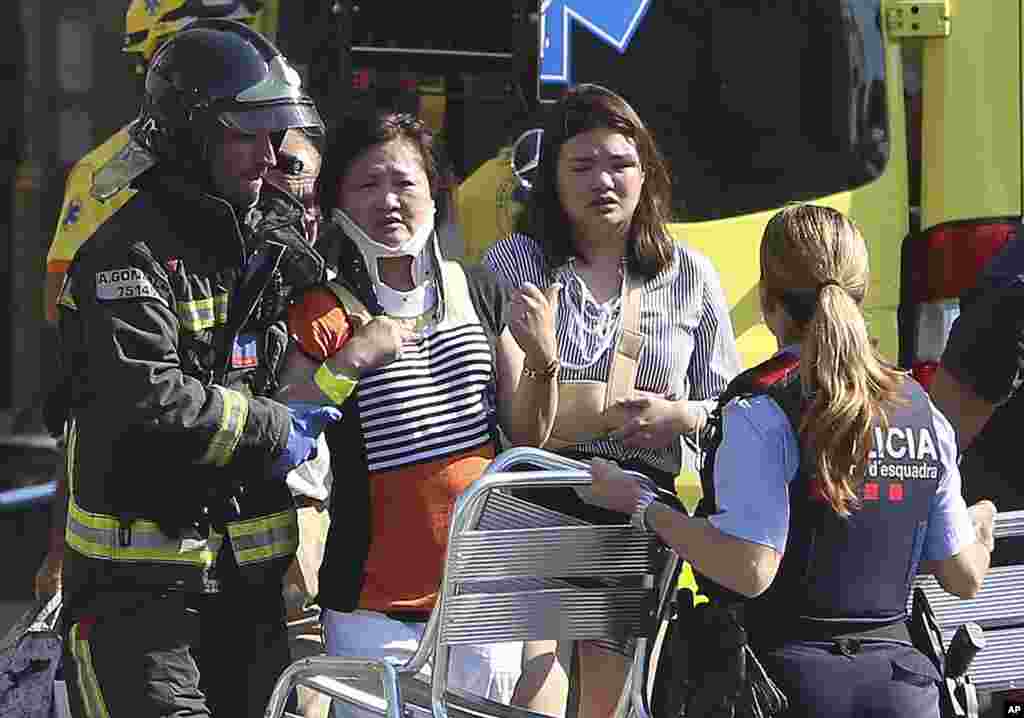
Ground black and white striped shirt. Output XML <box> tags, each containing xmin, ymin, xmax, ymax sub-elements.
<box><xmin>484</xmin><ymin>233</ymin><xmax>741</xmax><ymax>476</ymax></box>
<box><xmin>357</xmin><ymin>320</ymin><xmax>495</xmax><ymax>472</ymax></box>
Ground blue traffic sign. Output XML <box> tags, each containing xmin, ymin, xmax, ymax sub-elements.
<box><xmin>540</xmin><ymin>0</ymin><xmax>653</xmax><ymax>85</ymax></box>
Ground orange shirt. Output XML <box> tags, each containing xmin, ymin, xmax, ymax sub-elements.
<box><xmin>360</xmin><ymin>447</ymin><xmax>495</xmax><ymax>612</ymax></box>
<box><xmin>287</xmin><ymin>287</ymin><xmax>354</xmax><ymax>361</ymax></box>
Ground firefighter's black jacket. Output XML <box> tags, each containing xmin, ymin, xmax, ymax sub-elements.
<box><xmin>57</xmin><ymin>168</ymin><xmax>325</xmax><ymax>597</ymax></box>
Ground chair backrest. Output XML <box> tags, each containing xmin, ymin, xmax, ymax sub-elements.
<box><xmin>427</xmin><ymin>447</ymin><xmax>681</xmax><ymax>718</ymax></box>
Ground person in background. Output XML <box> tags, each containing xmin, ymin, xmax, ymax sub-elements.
<box><xmin>266</xmin><ymin>128</ymin><xmax>325</xmax><ymax>248</ymax></box>
<box><xmin>929</xmin><ymin>236</ymin><xmax>1024</xmax><ymax>566</ymax></box>
<box><xmin>582</xmin><ymin>205</ymin><xmax>995</xmax><ymax>718</ymax></box>
<box><xmin>265</xmin><ymin>126</ymin><xmax>335</xmax><ymax>718</ymax></box>
<box><xmin>454</xmin><ymin>143</ymin><xmax>526</xmax><ymax>264</ymax></box>
<box><xmin>276</xmin><ymin>110</ymin><xmax>560</xmax><ymax>716</ymax></box>
<box><xmin>482</xmin><ymin>83</ymin><xmax>741</xmax><ymax>717</ymax></box>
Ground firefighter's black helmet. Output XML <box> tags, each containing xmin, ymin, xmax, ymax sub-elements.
<box><xmin>134</xmin><ymin>19</ymin><xmax>324</xmax><ymax>170</ymax></box>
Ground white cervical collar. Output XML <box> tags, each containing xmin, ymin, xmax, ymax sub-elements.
<box><xmin>332</xmin><ymin>208</ymin><xmax>439</xmax><ymax>318</ymax></box>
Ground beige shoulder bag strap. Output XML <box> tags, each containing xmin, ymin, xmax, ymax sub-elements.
<box><xmin>603</xmin><ymin>269</ymin><xmax>646</xmax><ymax>410</ymax></box>
<box><xmin>436</xmin><ymin>259</ymin><xmax>476</xmax><ymax>324</ymax></box>
<box><xmin>545</xmin><ymin>267</ymin><xmax>647</xmax><ymax>450</ymax></box>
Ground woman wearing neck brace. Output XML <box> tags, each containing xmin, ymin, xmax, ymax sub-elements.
<box><xmin>277</xmin><ymin>112</ymin><xmax>559</xmax><ymax>714</ymax></box>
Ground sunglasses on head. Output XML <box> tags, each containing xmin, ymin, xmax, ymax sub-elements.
<box><xmin>510</xmin><ymin>128</ymin><xmax>543</xmax><ymax>191</ymax></box>
<box><xmin>561</xmin><ymin>83</ymin><xmax>623</xmax><ymax>138</ymax></box>
<box><xmin>388</xmin><ymin>112</ymin><xmax>427</xmax><ymax>135</ymax></box>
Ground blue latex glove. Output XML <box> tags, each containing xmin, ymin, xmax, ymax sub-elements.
<box><xmin>271</xmin><ymin>402</ymin><xmax>343</xmax><ymax>480</ymax></box>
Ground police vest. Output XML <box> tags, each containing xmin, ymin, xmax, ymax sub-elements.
<box><xmin>60</xmin><ymin>180</ymin><xmax>322</xmax><ymax>595</ymax></box>
<box><xmin>696</xmin><ymin>353</ymin><xmax>943</xmax><ymax>647</ymax></box>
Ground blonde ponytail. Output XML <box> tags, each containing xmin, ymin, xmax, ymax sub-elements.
<box><xmin>761</xmin><ymin>206</ymin><xmax>905</xmax><ymax>517</ymax></box>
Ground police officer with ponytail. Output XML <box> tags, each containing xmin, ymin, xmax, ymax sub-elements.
<box><xmin>581</xmin><ymin>204</ymin><xmax>996</xmax><ymax>717</ymax></box>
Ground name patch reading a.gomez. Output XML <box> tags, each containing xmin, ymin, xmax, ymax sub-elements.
<box><xmin>96</xmin><ymin>268</ymin><xmax>158</xmax><ymax>301</ymax></box>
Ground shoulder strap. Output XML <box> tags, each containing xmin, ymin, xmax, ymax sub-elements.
<box><xmin>721</xmin><ymin>351</ymin><xmax>802</xmax><ymax>409</ymax></box>
<box><xmin>437</xmin><ymin>259</ymin><xmax>476</xmax><ymax>322</ymax></box>
<box><xmin>761</xmin><ymin>365</ymin><xmax>804</xmax><ymax>438</ymax></box>
<box><xmin>325</xmin><ymin>280</ymin><xmax>374</xmax><ymax>326</ymax></box>
<box><xmin>603</xmin><ymin>269</ymin><xmax>646</xmax><ymax>410</ymax></box>
<box><xmin>697</xmin><ymin>352</ymin><xmax>802</xmax><ymax>518</ymax></box>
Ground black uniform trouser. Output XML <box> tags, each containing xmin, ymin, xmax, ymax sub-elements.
<box><xmin>760</xmin><ymin>640</ymin><xmax>941</xmax><ymax>718</ymax></box>
<box><xmin>63</xmin><ymin>585</ymin><xmax>290</xmax><ymax>718</ymax></box>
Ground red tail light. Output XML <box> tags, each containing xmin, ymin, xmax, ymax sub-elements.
<box><xmin>352</xmin><ymin>68</ymin><xmax>371</xmax><ymax>91</ymax></box>
<box><xmin>900</xmin><ymin>220</ymin><xmax>1018</xmax><ymax>388</ymax></box>
<box><xmin>903</xmin><ymin>221</ymin><xmax>1016</xmax><ymax>303</ymax></box>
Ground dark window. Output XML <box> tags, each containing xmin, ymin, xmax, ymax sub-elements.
<box><xmin>547</xmin><ymin>0</ymin><xmax>889</xmax><ymax>222</ymax></box>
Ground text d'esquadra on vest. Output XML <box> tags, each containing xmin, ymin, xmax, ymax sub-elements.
<box><xmin>866</xmin><ymin>426</ymin><xmax>940</xmax><ymax>481</ymax></box>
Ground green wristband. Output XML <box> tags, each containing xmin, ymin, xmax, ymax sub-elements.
<box><xmin>314</xmin><ymin>362</ymin><xmax>358</xmax><ymax>405</ymax></box>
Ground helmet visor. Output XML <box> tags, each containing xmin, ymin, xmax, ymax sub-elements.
<box><xmin>218</xmin><ymin>101</ymin><xmax>325</xmax><ymax>135</ymax></box>
<box><xmin>218</xmin><ymin>54</ymin><xmax>325</xmax><ymax>133</ymax></box>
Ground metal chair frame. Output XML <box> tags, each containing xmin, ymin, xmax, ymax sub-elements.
<box><xmin>265</xmin><ymin>447</ymin><xmax>681</xmax><ymax>718</ymax></box>
<box><xmin>909</xmin><ymin>508</ymin><xmax>1024</xmax><ymax>693</ymax></box>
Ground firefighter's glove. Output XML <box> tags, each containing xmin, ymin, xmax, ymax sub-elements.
<box><xmin>272</xmin><ymin>402</ymin><xmax>342</xmax><ymax>480</ymax></box>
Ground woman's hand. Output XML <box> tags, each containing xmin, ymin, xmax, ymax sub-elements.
<box><xmin>607</xmin><ymin>397</ymin><xmax>703</xmax><ymax>449</ymax></box>
<box><xmin>327</xmin><ymin>316</ymin><xmax>413</xmax><ymax>376</ymax></box>
<box><xmin>496</xmin><ymin>283</ymin><xmax>560</xmax><ymax>449</ymax></box>
<box><xmin>508</xmin><ymin>282</ymin><xmax>561</xmax><ymax>371</ymax></box>
<box><xmin>969</xmin><ymin>499</ymin><xmax>997</xmax><ymax>552</ymax></box>
<box><xmin>577</xmin><ymin>457</ymin><xmax>656</xmax><ymax>514</ymax></box>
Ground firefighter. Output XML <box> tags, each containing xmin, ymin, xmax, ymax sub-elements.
<box><xmin>582</xmin><ymin>205</ymin><xmax>996</xmax><ymax>717</ymax></box>
<box><xmin>57</xmin><ymin>20</ymin><xmax>340</xmax><ymax>717</ymax></box>
<box><xmin>36</xmin><ymin>0</ymin><xmax>267</xmax><ymax>605</ymax></box>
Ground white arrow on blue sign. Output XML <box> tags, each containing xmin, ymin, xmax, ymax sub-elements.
<box><xmin>539</xmin><ymin>0</ymin><xmax>653</xmax><ymax>85</ymax></box>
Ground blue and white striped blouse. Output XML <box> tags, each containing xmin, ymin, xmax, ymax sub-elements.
<box><xmin>483</xmin><ymin>233</ymin><xmax>741</xmax><ymax>476</ymax></box>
